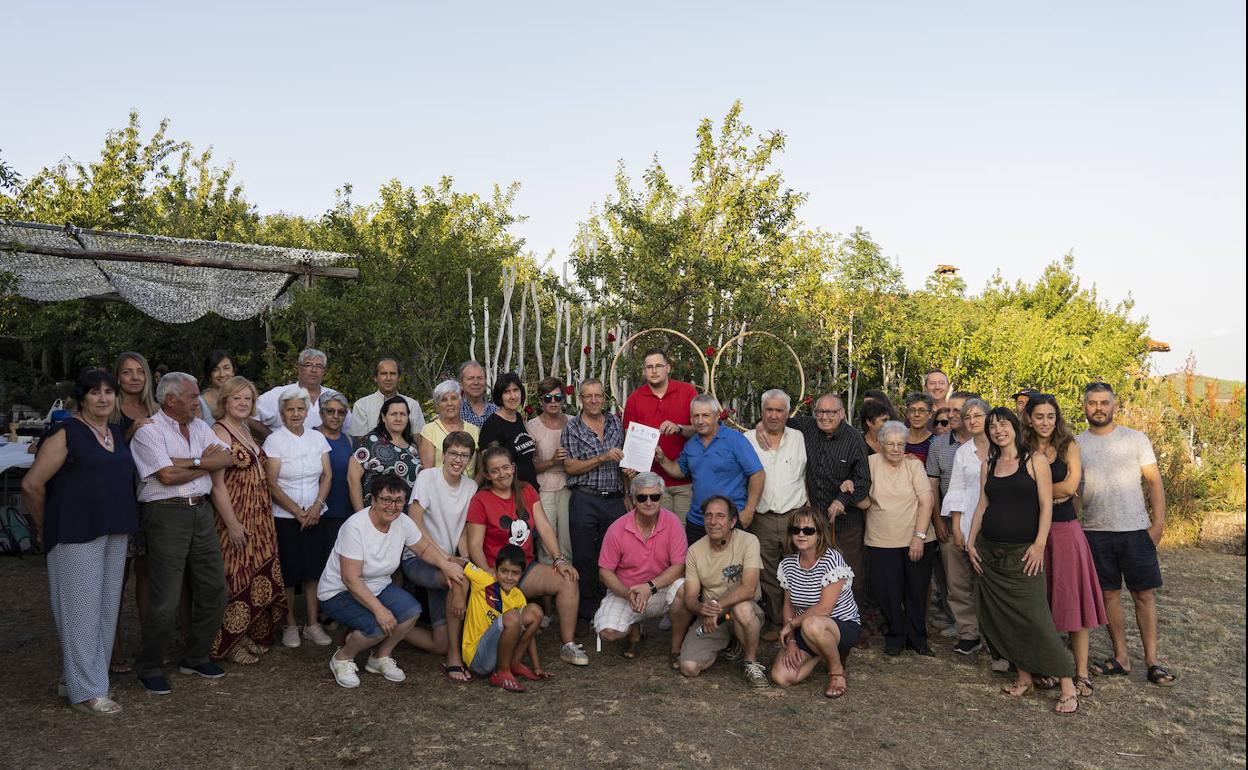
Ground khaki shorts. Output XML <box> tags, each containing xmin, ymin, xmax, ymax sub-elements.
<box><xmin>678</xmin><ymin>601</ymin><xmax>764</xmax><ymax>664</ymax></box>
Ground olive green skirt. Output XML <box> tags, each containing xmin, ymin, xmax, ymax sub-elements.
<box><xmin>973</xmin><ymin>537</ymin><xmax>1075</xmax><ymax>678</ymax></box>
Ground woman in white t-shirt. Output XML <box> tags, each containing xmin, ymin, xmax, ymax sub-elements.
<box><xmin>319</xmin><ymin>473</ymin><xmax>465</xmax><ymax>688</ymax></box>
<box><xmin>263</xmin><ymin>386</ymin><xmax>333</xmax><ymax>649</ymax></box>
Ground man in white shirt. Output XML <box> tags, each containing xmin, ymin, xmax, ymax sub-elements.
<box><xmin>253</xmin><ymin>348</ymin><xmax>351</xmax><ymax>437</ymax></box>
<box><xmin>401</xmin><ymin>431</ymin><xmax>477</xmax><ymax>681</ymax></box>
<box><xmin>350</xmin><ymin>358</ymin><xmax>425</xmax><ymax>438</ymax></box>
<box><xmin>129</xmin><ymin>372</ymin><xmax>235</xmax><ymax>695</ymax></box>
<box><xmin>744</xmin><ymin>389</ymin><xmax>807</xmax><ymax>640</ymax></box>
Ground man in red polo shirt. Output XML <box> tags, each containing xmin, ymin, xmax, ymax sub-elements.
<box><xmin>623</xmin><ymin>349</ymin><xmax>697</xmax><ymax>524</ymax></box>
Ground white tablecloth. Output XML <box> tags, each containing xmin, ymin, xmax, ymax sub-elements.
<box><xmin>0</xmin><ymin>442</ymin><xmax>36</xmax><ymax>474</ymax></box>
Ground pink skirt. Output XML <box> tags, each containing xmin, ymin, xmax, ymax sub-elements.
<box><xmin>1044</xmin><ymin>520</ymin><xmax>1108</xmax><ymax>632</ymax></box>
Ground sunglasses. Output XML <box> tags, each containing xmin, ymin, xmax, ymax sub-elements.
<box><xmin>934</xmin><ymin>419</ymin><xmax>950</xmax><ymax>427</ymax></box>
<box><xmin>635</xmin><ymin>493</ymin><xmax>662</xmax><ymax>503</ymax></box>
<box><xmin>788</xmin><ymin>526</ymin><xmax>818</xmax><ymax>536</ymax></box>
<box><xmin>541</xmin><ymin>393</ymin><xmax>565</xmax><ymax>403</ymax></box>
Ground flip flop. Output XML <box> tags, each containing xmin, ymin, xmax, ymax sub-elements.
<box><xmin>1090</xmin><ymin>657</ymin><xmax>1128</xmax><ymax>676</ymax></box>
<box><xmin>1147</xmin><ymin>665</ymin><xmax>1177</xmax><ymax>687</ymax></box>
<box><xmin>511</xmin><ymin>661</ymin><xmax>544</xmax><ymax>681</ymax></box>
<box><xmin>1075</xmin><ymin>676</ymin><xmax>1094</xmax><ymax>697</ymax></box>
<box><xmin>1033</xmin><ymin>676</ymin><xmax>1060</xmax><ymax>691</ymax></box>
<box><xmin>438</xmin><ymin>662</ymin><xmax>473</xmax><ymax>683</ymax></box>
<box><xmin>489</xmin><ymin>671</ymin><xmax>526</xmax><ymax>693</ymax></box>
<box><xmin>1054</xmin><ymin>693</ymin><xmax>1079</xmax><ymax>715</ymax></box>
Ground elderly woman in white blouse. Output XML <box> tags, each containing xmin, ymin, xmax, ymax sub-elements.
<box><xmin>941</xmin><ymin>397</ymin><xmax>991</xmax><ymax>655</ymax></box>
<box><xmin>263</xmin><ymin>386</ymin><xmax>334</xmax><ymax>649</ymax></box>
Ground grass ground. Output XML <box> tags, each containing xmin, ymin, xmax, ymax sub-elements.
<box><xmin>1</xmin><ymin>547</ymin><xmax>1243</xmax><ymax>769</ymax></box>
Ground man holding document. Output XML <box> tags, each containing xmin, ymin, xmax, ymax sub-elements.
<box><xmin>561</xmin><ymin>378</ymin><xmax>627</xmax><ymax>619</ymax></box>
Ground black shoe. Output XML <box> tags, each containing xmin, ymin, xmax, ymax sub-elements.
<box><xmin>954</xmin><ymin>638</ymin><xmax>984</xmax><ymax>655</ymax></box>
<box><xmin>909</xmin><ymin>644</ymin><xmax>935</xmax><ymax>657</ymax></box>
<box><xmin>884</xmin><ymin>645</ymin><xmax>903</xmax><ymax>657</ymax></box>
<box><xmin>138</xmin><ymin>674</ymin><xmax>172</xmax><ymax>695</ymax></box>
<box><xmin>178</xmin><ymin>662</ymin><xmax>226</xmax><ymax>679</ymax></box>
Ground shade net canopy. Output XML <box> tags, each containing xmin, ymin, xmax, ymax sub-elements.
<box><xmin>0</xmin><ymin>220</ymin><xmax>355</xmax><ymax>323</ymax></box>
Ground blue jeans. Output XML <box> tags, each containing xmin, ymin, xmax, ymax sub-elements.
<box><xmin>468</xmin><ymin>616</ymin><xmax>506</xmax><ymax>675</ymax></box>
<box><xmin>401</xmin><ymin>557</ymin><xmax>448</xmax><ymax>627</ymax></box>
<box><xmin>321</xmin><ymin>584</ymin><xmax>422</xmax><ymax>638</ymax></box>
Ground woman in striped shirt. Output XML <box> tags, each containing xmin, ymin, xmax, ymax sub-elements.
<box><xmin>771</xmin><ymin>507</ymin><xmax>861</xmax><ymax>698</ymax></box>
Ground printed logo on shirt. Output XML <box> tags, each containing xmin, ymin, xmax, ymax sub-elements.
<box><xmin>722</xmin><ymin>563</ymin><xmax>743</xmax><ymax>584</ymax></box>
<box><xmin>499</xmin><ymin>515</ymin><xmax>530</xmax><ymax>547</ymax></box>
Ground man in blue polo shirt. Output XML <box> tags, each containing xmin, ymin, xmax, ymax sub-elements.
<box><xmin>655</xmin><ymin>394</ymin><xmax>765</xmax><ymax>545</ymax></box>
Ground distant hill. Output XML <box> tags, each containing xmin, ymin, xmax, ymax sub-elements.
<box><xmin>1163</xmin><ymin>373</ymin><xmax>1245</xmax><ymax>401</ymax></box>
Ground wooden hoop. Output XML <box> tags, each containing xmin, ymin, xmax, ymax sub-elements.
<box><xmin>710</xmin><ymin>330</ymin><xmax>806</xmax><ymax>431</ymax></box>
<box><xmin>609</xmin><ymin>328</ymin><xmax>711</xmax><ymax>408</ymax></box>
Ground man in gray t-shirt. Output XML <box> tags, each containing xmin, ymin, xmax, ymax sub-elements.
<box><xmin>1076</xmin><ymin>383</ymin><xmax>1174</xmax><ymax>686</ymax></box>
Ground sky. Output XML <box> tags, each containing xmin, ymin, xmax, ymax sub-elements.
<box><xmin>6</xmin><ymin>1</ymin><xmax>1245</xmax><ymax>379</ymax></box>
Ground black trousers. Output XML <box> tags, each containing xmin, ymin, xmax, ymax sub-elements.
<box><xmin>867</xmin><ymin>542</ymin><xmax>937</xmax><ymax>650</ymax></box>
<box><xmin>569</xmin><ymin>487</ymin><xmax>626</xmax><ymax>619</ymax></box>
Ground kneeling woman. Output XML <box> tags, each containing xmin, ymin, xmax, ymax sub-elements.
<box><xmin>318</xmin><ymin>474</ymin><xmax>464</xmax><ymax>688</ymax></box>
<box><xmin>771</xmin><ymin>508</ymin><xmax>861</xmax><ymax>698</ymax></box>
<box><xmin>968</xmin><ymin>408</ymin><xmax>1079</xmax><ymax>714</ymax></box>
<box><xmin>465</xmin><ymin>447</ymin><xmax>589</xmax><ymax>667</ymax></box>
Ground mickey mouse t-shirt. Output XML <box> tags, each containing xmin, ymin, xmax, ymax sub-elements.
<box><xmin>466</xmin><ymin>484</ymin><xmax>543</xmax><ymax>566</ymax></box>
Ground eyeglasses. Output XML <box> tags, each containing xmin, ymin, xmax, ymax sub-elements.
<box><xmin>907</xmin><ymin>407</ymin><xmax>930</xmax><ymax>415</ymax></box>
<box><xmin>445</xmin><ymin>450</ymin><xmax>473</xmax><ymax>462</ymax></box>
<box><xmin>934</xmin><ymin>419</ymin><xmax>950</xmax><ymax>427</ymax></box>
<box><xmin>541</xmin><ymin>393</ymin><xmax>565</xmax><ymax>403</ymax></box>
<box><xmin>486</xmin><ymin>463</ymin><xmax>515</xmax><ymax>476</ymax></box>
<box><xmin>788</xmin><ymin>526</ymin><xmax>818</xmax><ymax>536</ymax></box>
<box><xmin>814</xmin><ymin>409</ymin><xmax>843</xmax><ymax>417</ymax></box>
<box><xmin>963</xmin><ymin>413</ymin><xmax>986</xmax><ymax>421</ymax></box>
<box><xmin>374</xmin><ymin>495</ymin><xmax>406</xmax><ymax>509</ymax></box>
<box><xmin>635</xmin><ymin>493</ymin><xmax>662</xmax><ymax>503</ymax></box>
<box><xmin>300</xmin><ymin>362</ymin><xmax>326</xmax><ymax>371</ymax></box>
<box><xmin>321</xmin><ymin>408</ymin><xmax>346</xmax><ymax>417</ymax></box>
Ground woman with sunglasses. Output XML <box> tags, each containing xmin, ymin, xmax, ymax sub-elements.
<box><xmin>465</xmin><ymin>446</ymin><xmax>590</xmax><ymax>666</ymax></box>
<box><xmin>967</xmin><ymin>408</ymin><xmax>1079</xmax><ymax>715</ymax></box>
<box><xmin>931</xmin><ymin>407</ymin><xmax>952</xmax><ymax>437</ymax></box>
<box><xmin>526</xmin><ymin>376</ymin><xmax>572</xmax><ymax>568</ymax></box>
<box><xmin>771</xmin><ymin>507</ymin><xmax>860</xmax><ymax>698</ymax></box>
<box><xmin>417</xmin><ymin>380</ymin><xmax>480</xmax><ymax>473</ymax></box>
<box><xmin>1024</xmin><ymin>395</ymin><xmax>1106</xmax><ymax>698</ymax></box>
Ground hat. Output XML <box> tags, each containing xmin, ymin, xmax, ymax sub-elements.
<box><xmin>1010</xmin><ymin>388</ymin><xmax>1039</xmax><ymax>400</ymax></box>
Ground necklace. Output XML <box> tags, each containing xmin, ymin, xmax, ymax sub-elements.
<box><xmin>79</xmin><ymin>416</ymin><xmax>114</xmax><ymax>451</ymax></box>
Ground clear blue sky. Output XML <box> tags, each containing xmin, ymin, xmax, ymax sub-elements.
<box><xmin>7</xmin><ymin>1</ymin><xmax>1245</xmax><ymax>379</ymax></box>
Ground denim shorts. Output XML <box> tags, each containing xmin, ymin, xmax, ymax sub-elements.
<box><xmin>321</xmin><ymin>584</ymin><xmax>422</xmax><ymax>638</ymax></box>
<box><xmin>401</xmin><ymin>557</ymin><xmax>448</xmax><ymax>627</ymax></box>
<box><xmin>468</xmin><ymin>616</ymin><xmax>505</xmax><ymax>675</ymax></box>
<box><xmin>1084</xmin><ymin>529</ymin><xmax>1163</xmax><ymax>592</ymax></box>
<box><xmin>794</xmin><ymin>618</ymin><xmax>861</xmax><ymax>657</ymax></box>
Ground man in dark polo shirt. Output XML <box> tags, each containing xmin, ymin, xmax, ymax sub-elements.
<box><xmin>623</xmin><ymin>349</ymin><xmax>698</xmax><ymax>524</ymax></box>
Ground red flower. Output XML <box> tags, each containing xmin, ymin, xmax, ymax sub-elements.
<box><xmin>718</xmin><ymin>409</ymin><xmax>729</xmax><ymax>420</ymax></box>
<box><xmin>705</xmin><ymin>346</ymin><xmax>716</xmax><ymax>357</ymax></box>
<box><xmin>850</xmin><ymin>370</ymin><xmax>858</xmax><ymax>380</ymax></box>
<box><xmin>606</xmin><ymin>332</ymin><xmax>616</xmax><ymax>342</ymax></box>
<box><xmin>802</xmin><ymin>395</ymin><xmax>813</xmax><ymax>405</ymax></box>
<box><xmin>564</xmin><ymin>384</ymin><xmax>575</xmax><ymax>395</ymax></box>
<box><xmin>523</xmin><ymin>404</ymin><xmax>536</xmax><ymax>415</ymax></box>
<box><xmin>583</xmin><ymin>345</ymin><xmax>592</xmax><ymax>355</ymax></box>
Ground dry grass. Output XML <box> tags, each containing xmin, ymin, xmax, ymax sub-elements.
<box><xmin>2</xmin><ymin>547</ymin><xmax>1243</xmax><ymax>769</ymax></box>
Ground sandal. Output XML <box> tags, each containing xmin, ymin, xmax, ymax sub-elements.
<box><xmin>511</xmin><ymin>661</ymin><xmax>545</xmax><ymax>681</ymax></box>
<box><xmin>1033</xmin><ymin>676</ymin><xmax>1060</xmax><ymax>691</ymax></box>
<box><xmin>489</xmin><ymin>671</ymin><xmax>526</xmax><ymax>693</ymax></box>
<box><xmin>1054</xmin><ymin>693</ymin><xmax>1079</xmax><ymax>715</ymax></box>
<box><xmin>437</xmin><ymin>662</ymin><xmax>473</xmax><ymax>683</ymax></box>
<box><xmin>1001</xmin><ymin>681</ymin><xmax>1034</xmax><ymax>697</ymax></box>
<box><xmin>1090</xmin><ymin>656</ymin><xmax>1128</xmax><ymax>676</ymax></box>
<box><xmin>1075</xmin><ymin>676</ymin><xmax>1094</xmax><ymax>697</ymax></box>
<box><xmin>108</xmin><ymin>659</ymin><xmax>133</xmax><ymax>675</ymax></box>
<box><xmin>226</xmin><ymin>646</ymin><xmax>260</xmax><ymax>665</ymax></box>
<box><xmin>825</xmin><ymin>672</ymin><xmax>847</xmax><ymax>699</ymax></box>
<box><xmin>669</xmin><ymin>651</ymin><xmax>681</xmax><ymax>671</ymax></box>
<box><xmin>1147</xmin><ymin>664</ymin><xmax>1177</xmax><ymax>687</ymax></box>
<box><xmin>622</xmin><ymin>632</ymin><xmax>645</xmax><ymax>660</ymax></box>
<box><xmin>244</xmin><ymin>638</ymin><xmax>270</xmax><ymax>656</ymax></box>
<box><xmin>71</xmin><ymin>696</ymin><xmax>123</xmax><ymax>716</ymax></box>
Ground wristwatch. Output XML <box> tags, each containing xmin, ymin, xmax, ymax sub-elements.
<box><xmin>914</xmin><ymin>531</ymin><xmax>927</xmax><ymax>540</ymax></box>
<box><xmin>192</xmin><ymin>457</ymin><xmax>202</xmax><ymax>469</ymax></box>
<box><xmin>648</xmin><ymin>580</ymin><xmax>658</xmax><ymax>595</ymax></box>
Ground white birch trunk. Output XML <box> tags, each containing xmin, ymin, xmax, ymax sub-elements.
<box><xmin>467</xmin><ymin>269</ymin><xmax>476</xmax><ymax>363</ymax></box>
<box><xmin>531</xmin><ymin>282</ymin><xmax>544</xmax><ymax>380</ymax></box>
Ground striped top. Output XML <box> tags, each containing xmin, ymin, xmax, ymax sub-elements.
<box><xmin>777</xmin><ymin>548</ymin><xmax>860</xmax><ymax>624</ymax></box>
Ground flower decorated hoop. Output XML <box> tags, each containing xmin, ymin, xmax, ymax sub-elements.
<box><xmin>609</xmin><ymin>327</ymin><xmax>711</xmax><ymax>408</ymax></box>
<box><xmin>709</xmin><ymin>330</ymin><xmax>806</xmax><ymax>431</ymax></box>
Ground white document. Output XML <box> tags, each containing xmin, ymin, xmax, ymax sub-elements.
<box><xmin>621</xmin><ymin>422</ymin><xmax>661</xmax><ymax>472</ymax></box>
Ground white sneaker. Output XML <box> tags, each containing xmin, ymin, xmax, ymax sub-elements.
<box><xmin>365</xmin><ymin>656</ymin><xmax>406</xmax><ymax>683</ymax></box>
<box><xmin>281</xmin><ymin>625</ymin><xmax>301</xmax><ymax>648</ymax></box>
<box><xmin>560</xmin><ymin>642</ymin><xmax>590</xmax><ymax>666</ymax></box>
<box><xmin>329</xmin><ymin>652</ymin><xmax>360</xmax><ymax>688</ymax></box>
<box><xmin>539</xmin><ymin>615</ymin><xmax>552</xmax><ymax>630</ymax></box>
<box><xmin>302</xmin><ymin>624</ymin><xmax>333</xmax><ymax>646</ymax></box>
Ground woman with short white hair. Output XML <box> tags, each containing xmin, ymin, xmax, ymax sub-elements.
<box><xmin>263</xmin><ymin>386</ymin><xmax>334</xmax><ymax>649</ymax></box>
<box><xmin>417</xmin><ymin>379</ymin><xmax>480</xmax><ymax>472</ymax></box>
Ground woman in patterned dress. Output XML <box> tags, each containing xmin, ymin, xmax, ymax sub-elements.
<box><xmin>348</xmin><ymin>395</ymin><xmax>421</xmax><ymax>511</ymax></box>
<box><xmin>209</xmin><ymin>376</ymin><xmax>287</xmax><ymax>664</ymax></box>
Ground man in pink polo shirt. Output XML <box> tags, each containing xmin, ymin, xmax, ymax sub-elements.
<box><xmin>594</xmin><ymin>472</ymin><xmax>692</xmax><ymax>665</ymax></box>
<box><xmin>623</xmin><ymin>349</ymin><xmax>698</xmax><ymax>524</ymax></box>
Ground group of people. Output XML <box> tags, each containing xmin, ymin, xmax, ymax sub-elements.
<box><xmin>21</xmin><ymin>346</ymin><xmax>1175</xmax><ymax>716</ymax></box>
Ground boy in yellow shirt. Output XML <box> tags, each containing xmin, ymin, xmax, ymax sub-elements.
<box><xmin>463</xmin><ymin>544</ymin><xmax>549</xmax><ymax>692</ymax></box>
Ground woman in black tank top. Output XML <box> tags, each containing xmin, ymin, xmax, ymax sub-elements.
<box><xmin>968</xmin><ymin>407</ymin><xmax>1079</xmax><ymax>714</ymax></box>
<box><xmin>1024</xmin><ymin>395</ymin><xmax>1107</xmax><ymax>698</ymax></box>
